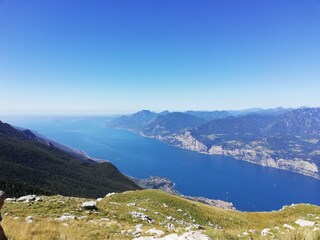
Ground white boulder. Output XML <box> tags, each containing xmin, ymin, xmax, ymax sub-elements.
<box><xmin>283</xmin><ymin>224</ymin><xmax>295</xmax><ymax>230</ymax></box>
<box><xmin>56</xmin><ymin>213</ymin><xmax>76</xmax><ymax>221</ymax></box>
<box><xmin>81</xmin><ymin>201</ymin><xmax>97</xmax><ymax>210</ymax></box>
<box><xmin>146</xmin><ymin>228</ymin><xmax>165</xmax><ymax>237</ymax></box>
<box><xmin>133</xmin><ymin>231</ymin><xmax>211</xmax><ymax>240</ymax></box>
<box><xmin>295</xmin><ymin>219</ymin><xmax>315</xmax><ymax>227</ymax></box>
<box><xmin>105</xmin><ymin>192</ymin><xmax>116</xmax><ymax>197</ymax></box>
<box><xmin>25</xmin><ymin>216</ymin><xmax>33</xmax><ymax>223</ymax></box>
<box><xmin>18</xmin><ymin>195</ymin><xmax>36</xmax><ymax>202</ymax></box>
<box><xmin>261</xmin><ymin>228</ymin><xmax>274</xmax><ymax>236</ymax></box>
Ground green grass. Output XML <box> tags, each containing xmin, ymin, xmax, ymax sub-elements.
<box><xmin>2</xmin><ymin>190</ymin><xmax>320</xmax><ymax>239</ymax></box>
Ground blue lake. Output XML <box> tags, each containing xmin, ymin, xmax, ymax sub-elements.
<box><xmin>1</xmin><ymin>116</ymin><xmax>320</xmax><ymax>211</ymax></box>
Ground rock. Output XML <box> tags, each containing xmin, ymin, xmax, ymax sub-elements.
<box><xmin>105</xmin><ymin>192</ymin><xmax>116</xmax><ymax>197</ymax></box>
<box><xmin>133</xmin><ymin>224</ymin><xmax>144</xmax><ymax>235</ymax></box>
<box><xmin>166</xmin><ymin>216</ymin><xmax>175</xmax><ymax>221</ymax></box>
<box><xmin>56</xmin><ymin>213</ymin><xmax>76</xmax><ymax>221</ymax></box>
<box><xmin>175</xmin><ymin>219</ymin><xmax>188</xmax><ymax>226</ymax></box>
<box><xmin>134</xmin><ymin>228</ymin><xmax>142</xmax><ymax>235</ymax></box>
<box><xmin>176</xmin><ymin>231</ymin><xmax>211</xmax><ymax>240</ymax></box>
<box><xmin>208</xmin><ymin>222</ymin><xmax>222</xmax><ymax>229</ymax></box>
<box><xmin>174</xmin><ymin>131</ymin><xmax>208</xmax><ymax>152</ymax></box>
<box><xmin>133</xmin><ymin>231</ymin><xmax>211</xmax><ymax>240</ymax></box>
<box><xmin>242</xmin><ymin>232</ymin><xmax>249</xmax><ymax>236</ymax></box>
<box><xmin>35</xmin><ymin>197</ymin><xmax>42</xmax><ymax>202</ymax></box>
<box><xmin>18</xmin><ymin>195</ymin><xmax>36</xmax><ymax>202</ymax></box>
<box><xmin>146</xmin><ymin>228</ymin><xmax>165</xmax><ymax>237</ymax></box>
<box><xmin>163</xmin><ymin>203</ymin><xmax>168</xmax><ymax>208</ymax></box>
<box><xmin>261</xmin><ymin>228</ymin><xmax>273</xmax><ymax>236</ymax></box>
<box><xmin>193</xmin><ymin>224</ymin><xmax>204</xmax><ymax>230</ymax></box>
<box><xmin>96</xmin><ymin>198</ymin><xmax>103</xmax><ymax>202</ymax></box>
<box><xmin>133</xmin><ymin>237</ymin><xmax>156</xmax><ymax>240</ymax></box>
<box><xmin>136</xmin><ymin>224</ymin><xmax>144</xmax><ymax>228</ymax></box>
<box><xmin>166</xmin><ymin>223</ymin><xmax>175</xmax><ymax>230</ymax></box>
<box><xmin>25</xmin><ymin>216</ymin><xmax>33</xmax><ymax>223</ymax></box>
<box><xmin>81</xmin><ymin>201</ymin><xmax>98</xmax><ymax>210</ymax></box>
<box><xmin>177</xmin><ymin>209</ymin><xmax>182</xmax><ymax>212</ymax></box>
<box><xmin>138</xmin><ymin>207</ymin><xmax>148</xmax><ymax>212</ymax></box>
<box><xmin>127</xmin><ymin>202</ymin><xmax>137</xmax><ymax>206</ymax></box>
<box><xmin>5</xmin><ymin>198</ymin><xmax>16</xmax><ymax>202</ymax></box>
<box><xmin>130</xmin><ymin>211</ymin><xmax>154</xmax><ymax>223</ymax></box>
<box><xmin>295</xmin><ymin>219</ymin><xmax>316</xmax><ymax>227</ymax></box>
<box><xmin>283</xmin><ymin>224</ymin><xmax>295</xmax><ymax>230</ymax></box>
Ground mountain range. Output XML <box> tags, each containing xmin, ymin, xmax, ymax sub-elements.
<box><xmin>0</xmin><ymin>120</ymin><xmax>139</xmax><ymax>197</ymax></box>
<box><xmin>108</xmin><ymin>107</ymin><xmax>320</xmax><ymax>179</ymax></box>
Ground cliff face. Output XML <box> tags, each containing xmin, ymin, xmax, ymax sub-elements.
<box><xmin>109</xmin><ymin>108</ymin><xmax>320</xmax><ymax>179</ymax></box>
<box><xmin>159</xmin><ymin>131</ymin><xmax>208</xmax><ymax>152</ymax></box>
<box><xmin>167</xmin><ymin>133</ymin><xmax>319</xmax><ymax>179</ymax></box>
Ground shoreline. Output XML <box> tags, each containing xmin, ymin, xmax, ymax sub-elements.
<box><xmin>112</xmin><ymin>127</ymin><xmax>320</xmax><ymax>181</ymax></box>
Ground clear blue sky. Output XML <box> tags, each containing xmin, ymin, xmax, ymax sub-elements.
<box><xmin>0</xmin><ymin>0</ymin><xmax>320</xmax><ymax>114</ymax></box>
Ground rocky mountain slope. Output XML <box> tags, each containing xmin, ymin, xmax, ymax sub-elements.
<box><xmin>108</xmin><ymin>108</ymin><xmax>320</xmax><ymax>179</ymax></box>
<box><xmin>2</xmin><ymin>190</ymin><xmax>320</xmax><ymax>240</ymax></box>
<box><xmin>0</xmin><ymin>120</ymin><xmax>140</xmax><ymax>197</ymax></box>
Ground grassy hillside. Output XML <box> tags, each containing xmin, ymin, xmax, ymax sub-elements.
<box><xmin>2</xmin><ymin>190</ymin><xmax>320</xmax><ymax>240</ymax></box>
<box><xmin>0</xmin><ymin>121</ymin><xmax>140</xmax><ymax>197</ymax></box>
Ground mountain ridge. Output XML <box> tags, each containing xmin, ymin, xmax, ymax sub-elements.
<box><xmin>0</xmin><ymin>120</ymin><xmax>140</xmax><ymax>197</ymax></box>
<box><xmin>108</xmin><ymin>107</ymin><xmax>320</xmax><ymax>179</ymax></box>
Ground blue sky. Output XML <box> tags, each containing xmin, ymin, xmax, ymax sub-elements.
<box><xmin>0</xmin><ymin>0</ymin><xmax>319</xmax><ymax>114</ymax></box>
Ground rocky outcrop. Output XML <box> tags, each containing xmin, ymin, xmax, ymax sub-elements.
<box><xmin>169</xmin><ymin>132</ymin><xmax>208</xmax><ymax>152</ymax></box>
<box><xmin>133</xmin><ymin>231</ymin><xmax>212</xmax><ymax>240</ymax></box>
<box><xmin>11</xmin><ymin>195</ymin><xmax>42</xmax><ymax>203</ymax></box>
<box><xmin>55</xmin><ymin>213</ymin><xmax>76</xmax><ymax>221</ymax></box>
<box><xmin>130</xmin><ymin>211</ymin><xmax>154</xmax><ymax>223</ymax></box>
<box><xmin>208</xmin><ymin>145</ymin><xmax>319</xmax><ymax>178</ymax></box>
<box><xmin>295</xmin><ymin>219</ymin><xmax>316</xmax><ymax>227</ymax></box>
<box><xmin>81</xmin><ymin>201</ymin><xmax>98</xmax><ymax>210</ymax></box>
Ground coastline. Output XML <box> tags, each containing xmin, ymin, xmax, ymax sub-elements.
<box><xmin>112</xmin><ymin>127</ymin><xmax>320</xmax><ymax>181</ymax></box>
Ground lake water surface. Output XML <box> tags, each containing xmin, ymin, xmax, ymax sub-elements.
<box><xmin>2</xmin><ymin>116</ymin><xmax>320</xmax><ymax>211</ymax></box>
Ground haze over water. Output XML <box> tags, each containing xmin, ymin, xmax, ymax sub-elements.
<box><xmin>2</xmin><ymin>115</ymin><xmax>319</xmax><ymax>211</ymax></box>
